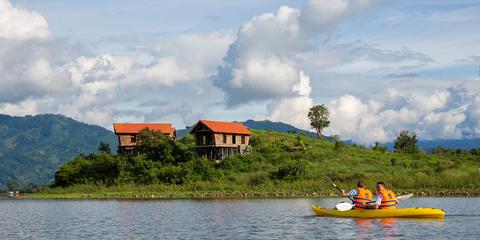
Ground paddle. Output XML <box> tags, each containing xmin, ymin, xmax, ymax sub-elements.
<box><xmin>397</xmin><ymin>193</ymin><xmax>413</xmax><ymax>200</ymax></box>
<box><xmin>323</xmin><ymin>176</ymin><xmax>354</xmax><ymax>202</ymax></box>
<box><xmin>336</xmin><ymin>193</ymin><xmax>414</xmax><ymax>211</ymax></box>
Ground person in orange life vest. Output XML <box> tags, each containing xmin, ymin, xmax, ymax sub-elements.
<box><xmin>341</xmin><ymin>180</ymin><xmax>373</xmax><ymax>210</ymax></box>
<box><xmin>368</xmin><ymin>182</ymin><xmax>399</xmax><ymax>209</ymax></box>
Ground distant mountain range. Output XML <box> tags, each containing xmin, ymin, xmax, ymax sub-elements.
<box><xmin>386</xmin><ymin>138</ymin><xmax>480</xmax><ymax>151</ymax></box>
<box><xmin>2</xmin><ymin>114</ymin><xmax>480</xmax><ymax>188</ymax></box>
<box><xmin>0</xmin><ymin>114</ymin><xmax>117</xmax><ymax>189</ymax></box>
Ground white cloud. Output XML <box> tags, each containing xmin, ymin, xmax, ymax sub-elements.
<box><xmin>325</xmin><ymin>84</ymin><xmax>480</xmax><ymax>144</ymax></box>
<box><xmin>0</xmin><ymin>98</ymin><xmax>40</xmax><ymax>116</ymax></box>
<box><xmin>0</xmin><ymin>0</ymin><xmax>232</xmax><ymax>127</ymax></box>
<box><xmin>0</xmin><ymin>0</ymin><xmax>51</xmax><ymax>40</ymax></box>
<box><xmin>265</xmin><ymin>71</ymin><xmax>313</xmax><ymax>129</ymax></box>
<box><xmin>143</xmin><ymin>57</ymin><xmax>194</xmax><ymax>86</ymax></box>
<box><xmin>213</xmin><ymin>0</ymin><xmax>375</xmax><ymax>129</ymax></box>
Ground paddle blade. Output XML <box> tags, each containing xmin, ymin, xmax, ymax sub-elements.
<box><xmin>397</xmin><ymin>193</ymin><xmax>413</xmax><ymax>200</ymax></box>
<box><xmin>336</xmin><ymin>202</ymin><xmax>353</xmax><ymax>211</ymax></box>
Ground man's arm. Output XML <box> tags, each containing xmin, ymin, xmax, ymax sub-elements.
<box><xmin>342</xmin><ymin>189</ymin><xmax>358</xmax><ymax>198</ymax></box>
<box><xmin>366</xmin><ymin>194</ymin><xmax>382</xmax><ymax>209</ymax></box>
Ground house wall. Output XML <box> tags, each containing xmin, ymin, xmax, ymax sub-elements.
<box><xmin>118</xmin><ymin>134</ymin><xmax>136</xmax><ymax>147</ymax></box>
<box><xmin>195</xmin><ymin>132</ymin><xmax>215</xmax><ymax>146</ymax></box>
<box><xmin>213</xmin><ymin>133</ymin><xmax>250</xmax><ymax>147</ymax></box>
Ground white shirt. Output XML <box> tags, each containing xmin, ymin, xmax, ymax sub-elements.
<box><xmin>375</xmin><ymin>193</ymin><xmax>383</xmax><ymax>205</ymax></box>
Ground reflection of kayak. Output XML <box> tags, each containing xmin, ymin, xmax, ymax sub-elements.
<box><xmin>312</xmin><ymin>205</ymin><xmax>445</xmax><ymax>218</ymax></box>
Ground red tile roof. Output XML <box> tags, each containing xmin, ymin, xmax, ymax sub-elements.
<box><xmin>191</xmin><ymin>120</ymin><xmax>250</xmax><ymax>135</ymax></box>
<box><xmin>113</xmin><ymin>123</ymin><xmax>175</xmax><ymax>134</ymax></box>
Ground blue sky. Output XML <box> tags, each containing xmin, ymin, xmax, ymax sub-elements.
<box><xmin>2</xmin><ymin>0</ymin><xmax>480</xmax><ymax>143</ymax></box>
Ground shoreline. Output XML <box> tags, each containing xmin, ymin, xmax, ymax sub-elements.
<box><xmin>16</xmin><ymin>189</ymin><xmax>480</xmax><ymax>199</ymax></box>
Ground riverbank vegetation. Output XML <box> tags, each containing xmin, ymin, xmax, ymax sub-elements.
<box><xmin>27</xmin><ymin>128</ymin><xmax>480</xmax><ymax>199</ymax></box>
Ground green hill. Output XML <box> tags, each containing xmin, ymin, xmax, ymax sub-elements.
<box><xmin>41</xmin><ymin>129</ymin><xmax>480</xmax><ymax>198</ymax></box>
<box><xmin>0</xmin><ymin>114</ymin><xmax>117</xmax><ymax>188</ymax></box>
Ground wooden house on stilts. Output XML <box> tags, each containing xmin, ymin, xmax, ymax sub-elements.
<box><xmin>113</xmin><ymin>123</ymin><xmax>176</xmax><ymax>154</ymax></box>
<box><xmin>189</xmin><ymin>120</ymin><xmax>250</xmax><ymax>160</ymax></box>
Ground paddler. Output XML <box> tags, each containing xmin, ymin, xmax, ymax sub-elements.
<box><xmin>341</xmin><ymin>180</ymin><xmax>372</xmax><ymax>210</ymax></box>
<box><xmin>367</xmin><ymin>182</ymin><xmax>399</xmax><ymax>209</ymax></box>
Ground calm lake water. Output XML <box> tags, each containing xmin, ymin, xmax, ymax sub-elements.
<box><xmin>0</xmin><ymin>197</ymin><xmax>478</xmax><ymax>239</ymax></box>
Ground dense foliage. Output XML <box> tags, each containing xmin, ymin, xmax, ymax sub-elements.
<box><xmin>53</xmin><ymin>129</ymin><xmax>480</xmax><ymax>194</ymax></box>
<box><xmin>0</xmin><ymin>114</ymin><xmax>117</xmax><ymax>189</ymax></box>
<box><xmin>53</xmin><ymin>132</ymin><xmax>219</xmax><ymax>187</ymax></box>
<box><xmin>394</xmin><ymin>130</ymin><xmax>419</xmax><ymax>154</ymax></box>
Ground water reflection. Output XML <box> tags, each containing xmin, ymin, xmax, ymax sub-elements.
<box><xmin>353</xmin><ymin>219</ymin><xmax>374</xmax><ymax>238</ymax></box>
<box><xmin>379</xmin><ymin>218</ymin><xmax>399</xmax><ymax>239</ymax></box>
<box><xmin>352</xmin><ymin>218</ymin><xmax>400</xmax><ymax>239</ymax></box>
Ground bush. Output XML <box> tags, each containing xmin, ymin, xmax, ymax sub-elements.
<box><xmin>394</xmin><ymin>130</ymin><xmax>419</xmax><ymax>154</ymax></box>
<box><xmin>184</xmin><ymin>159</ymin><xmax>217</xmax><ymax>181</ymax></box>
<box><xmin>248</xmin><ymin>173</ymin><xmax>270</xmax><ymax>186</ymax></box>
<box><xmin>131</xmin><ymin>155</ymin><xmax>161</xmax><ymax>184</ymax></box>
<box><xmin>53</xmin><ymin>153</ymin><xmax>120</xmax><ymax>187</ymax></box>
<box><xmin>334</xmin><ymin>140</ymin><xmax>346</xmax><ymax>155</ymax></box>
<box><xmin>271</xmin><ymin>162</ymin><xmax>306</xmax><ymax>181</ymax></box>
<box><xmin>158</xmin><ymin>165</ymin><xmax>186</xmax><ymax>184</ymax></box>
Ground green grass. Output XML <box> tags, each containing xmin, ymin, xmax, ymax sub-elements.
<box><xmin>27</xmin><ymin>130</ymin><xmax>480</xmax><ymax>199</ymax></box>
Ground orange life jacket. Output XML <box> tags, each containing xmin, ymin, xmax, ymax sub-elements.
<box><xmin>379</xmin><ymin>189</ymin><xmax>399</xmax><ymax>209</ymax></box>
<box><xmin>353</xmin><ymin>187</ymin><xmax>372</xmax><ymax>210</ymax></box>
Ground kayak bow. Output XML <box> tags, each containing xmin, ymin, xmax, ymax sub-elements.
<box><xmin>312</xmin><ymin>205</ymin><xmax>445</xmax><ymax>218</ymax></box>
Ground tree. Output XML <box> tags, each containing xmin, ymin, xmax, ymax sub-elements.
<box><xmin>98</xmin><ymin>141</ymin><xmax>111</xmax><ymax>154</ymax></box>
<box><xmin>136</xmin><ymin>128</ymin><xmax>176</xmax><ymax>164</ymax></box>
<box><xmin>332</xmin><ymin>135</ymin><xmax>346</xmax><ymax>155</ymax></box>
<box><xmin>308</xmin><ymin>104</ymin><xmax>330</xmax><ymax>139</ymax></box>
<box><xmin>7</xmin><ymin>181</ymin><xmax>19</xmax><ymax>191</ymax></box>
<box><xmin>394</xmin><ymin>130</ymin><xmax>419</xmax><ymax>154</ymax></box>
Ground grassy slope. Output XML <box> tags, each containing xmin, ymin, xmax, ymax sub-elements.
<box><xmin>30</xmin><ymin>130</ymin><xmax>480</xmax><ymax>198</ymax></box>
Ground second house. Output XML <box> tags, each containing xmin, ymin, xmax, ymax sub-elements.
<box><xmin>189</xmin><ymin>120</ymin><xmax>250</xmax><ymax>160</ymax></box>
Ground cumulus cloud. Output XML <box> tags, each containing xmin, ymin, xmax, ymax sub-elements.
<box><xmin>0</xmin><ymin>0</ymin><xmax>50</xmax><ymax>40</ymax></box>
<box><xmin>264</xmin><ymin>71</ymin><xmax>314</xmax><ymax>128</ymax></box>
<box><xmin>325</xmin><ymin>84</ymin><xmax>480</xmax><ymax>144</ymax></box>
<box><xmin>0</xmin><ymin>0</ymin><xmax>231</xmax><ymax>127</ymax></box>
<box><xmin>214</xmin><ymin>0</ymin><xmax>376</xmax><ymax>129</ymax></box>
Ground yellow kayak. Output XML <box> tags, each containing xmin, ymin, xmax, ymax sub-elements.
<box><xmin>312</xmin><ymin>205</ymin><xmax>445</xmax><ymax>218</ymax></box>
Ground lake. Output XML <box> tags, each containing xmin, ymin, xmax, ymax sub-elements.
<box><xmin>0</xmin><ymin>197</ymin><xmax>478</xmax><ymax>239</ymax></box>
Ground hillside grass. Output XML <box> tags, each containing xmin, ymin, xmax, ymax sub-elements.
<box><xmin>25</xmin><ymin>130</ymin><xmax>480</xmax><ymax>199</ymax></box>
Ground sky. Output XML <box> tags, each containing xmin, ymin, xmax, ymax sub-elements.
<box><xmin>1</xmin><ymin>0</ymin><xmax>480</xmax><ymax>144</ymax></box>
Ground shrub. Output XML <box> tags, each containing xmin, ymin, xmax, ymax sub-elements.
<box><xmin>394</xmin><ymin>130</ymin><xmax>419</xmax><ymax>154</ymax></box>
<box><xmin>248</xmin><ymin>173</ymin><xmax>270</xmax><ymax>186</ymax></box>
<box><xmin>53</xmin><ymin>154</ymin><xmax>120</xmax><ymax>187</ymax></box>
<box><xmin>271</xmin><ymin>162</ymin><xmax>306</xmax><ymax>181</ymax></box>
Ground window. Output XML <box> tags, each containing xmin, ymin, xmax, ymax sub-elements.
<box><xmin>131</xmin><ymin>136</ymin><xmax>136</xmax><ymax>143</ymax></box>
<box><xmin>223</xmin><ymin>134</ymin><xmax>227</xmax><ymax>144</ymax></box>
<box><xmin>202</xmin><ymin>135</ymin><xmax>207</xmax><ymax>145</ymax></box>
<box><xmin>241</xmin><ymin>135</ymin><xmax>246</xmax><ymax>144</ymax></box>
<box><xmin>232</xmin><ymin>135</ymin><xmax>236</xmax><ymax>144</ymax></box>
